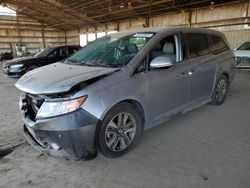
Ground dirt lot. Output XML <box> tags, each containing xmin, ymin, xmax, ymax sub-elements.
<box><xmin>0</xmin><ymin>69</ymin><xmax>250</xmax><ymax>188</ymax></box>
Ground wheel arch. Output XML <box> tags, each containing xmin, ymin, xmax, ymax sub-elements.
<box><xmin>221</xmin><ymin>72</ymin><xmax>229</xmax><ymax>82</ymax></box>
<box><xmin>99</xmin><ymin>99</ymin><xmax>146</xmax><ymax>131</ymax></box>
<box><xmin>122</xmin><ymin>99</ymin><xmax>145</xmax><ymax>130</ymax></box>
<box><xmin>94</xmin><ymin>99</ymin><xmax>146</xmax><ymax>152</ymax></box>
<box><xmin>213</xmin><ymin>71</ymin><xmax>230</xmax><ymax>93</ymax></box>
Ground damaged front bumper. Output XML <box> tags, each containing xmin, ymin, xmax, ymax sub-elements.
<box><xmin>22</xmin><ymin>108</ymin><xmax>99</xmax><ymax>160</ymax></box>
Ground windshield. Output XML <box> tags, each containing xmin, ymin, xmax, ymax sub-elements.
<box><xmin>237</xmin><ymin>42</ymin><xmax>250</xmax><ymax>50</ymax></box>
<box><xmin>35</xmin><ymin>47</ymin><xmax>56</xmax><ymax>58</ymax></box>
<box><xmin>66</xmin><ymin>32</ymin><xmax>155</xmax><ymax>67</ymax></box>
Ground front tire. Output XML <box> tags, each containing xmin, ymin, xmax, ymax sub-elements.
<box><xmin>98</xmin><ymin>102</ymin><xmax>142</xmax><ymax>158</ymax></box>
<box><xmin>210</xmin><ymin>74</ymin><xmax>228</xmax><ymax>105</ymax></box>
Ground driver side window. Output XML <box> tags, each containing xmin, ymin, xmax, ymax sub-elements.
<box><xmin>48</xmin><ymin>49</ymin><xmax>58</xmax><ymax>58</ymax></box>
<box><xmin>149</xmin><ymin>35</ymin><xmax>178</xmax><ymax>64</ymax></box>
<box><xmin>133</xmin><ymin>35</ymin><xmax>180</xmax><ymax>75</ymax></box>
<box><xmin>58</xmin><ymin>47</ymin><xmax>68</xmax><ymax>57</ymax></box>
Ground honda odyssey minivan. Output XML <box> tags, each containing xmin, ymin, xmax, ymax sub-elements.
<box><xmin>16</xmin><ymin>27</ymin><xmax>235</xmax><ymax>160</ymax></box>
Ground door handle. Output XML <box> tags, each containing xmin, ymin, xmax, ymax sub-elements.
<box><xmin>188</xmin><ymin>69</ymin><xmax>197</xmax><ymax>76</ymax></box>
<box><xmin>179</xmin><ymin>72</ymin><xmax>188</xmax><ymax>77</ymax></box>
<box><xmin>180</xmin><ymin>70</ymin><xmax>195</xmax><ymax>77</ymax></box>
<box><xmin>190</xmin><ymin>69</ymin><xmax>197</xmax><ymax>73</ymax></box>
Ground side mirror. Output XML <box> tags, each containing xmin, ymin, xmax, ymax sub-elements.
<box><xmin>150</xmin><ymin>56</ymin><xmax>173</xmax><ymax>69</ymax></box>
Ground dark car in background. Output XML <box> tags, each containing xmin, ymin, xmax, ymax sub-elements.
<box><xmin>0</xmin><ymin>52</ymin><xmax>13</xmax><ymax>61</ymax></box>
<box><xmin>3</xmin><ymin>45</ymin><xmax>80</xmax><ymax>77</ymax></box>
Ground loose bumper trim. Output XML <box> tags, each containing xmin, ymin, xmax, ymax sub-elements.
<box><xmin>23</xmin><ymin>108</ymin><xmax>99</xmax><ymax>160</ymax></box>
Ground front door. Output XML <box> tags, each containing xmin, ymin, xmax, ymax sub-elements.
<box><xmin>146</xmin><ymin>34</ymin><xmax>190</xmax><ymax>126</ymax></box>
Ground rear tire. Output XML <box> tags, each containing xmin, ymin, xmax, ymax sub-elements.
<box><xmin>98</xmin><ymin>102</ymin><xmax>142</xmax><ymax>158</ymax></box>
<box><xmin>210</xmin><ymin>74</ymin><xmax>228</xmax><ymax>105</ymax></box>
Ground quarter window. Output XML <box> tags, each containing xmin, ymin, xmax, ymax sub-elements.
<box><xmin>185</xmin><ymin>33</ymin><xmax>210</xmax><ymax>58</ymax></box>
<box><xmin>210</xmin><ymin>35</ymin><xmax>229</xmax><ymax>54</ymax></box>
<box><xmin>134</xmin><ymin>57</ymin><xmax>147</xmax><ymax>74</ymax></box>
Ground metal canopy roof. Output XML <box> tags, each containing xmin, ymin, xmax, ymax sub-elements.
<box><xmin>0</xmin><ymin>0</ymin><xmax>245</xmax><ymax>30</ymax></box>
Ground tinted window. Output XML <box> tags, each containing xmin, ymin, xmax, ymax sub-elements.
<box><xmin>237</xmin><ymin>42</ymin><xmax>250</xmax><ymax>50</ymax></box>
<box><xmin>69</xmin><ymin>47</ymin><xmax>79</xmax><ymax>55</ymax></box>
<box><xmin>181</xmin><ymin>34</ymin><xmax>187</xmax><ymax>60</ymax></box>
<box><xmin>210</xmin><ymin>35</ymin><xmax>229</xmax><ymax>54</ymax></box>
<box><xmin>58</xmin><ymin>47</ymin><xmax>68</xmax><ymax>57</ymax></box>
<box><xmin>35</xmin><ymin>47</ymin><xmax>56</xmax><ymax>58</ymax></box>
<box><xmin>47</xmin><ymin>49</ymin><xmax>58</xmax><ymax>58</ymax></box>
<box><xmin>185</xmin><ymin>33</ymin><xmax>210</xmax><ymax>58</ymax></box>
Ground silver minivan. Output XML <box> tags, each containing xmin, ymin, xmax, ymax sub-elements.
<box><xmin>16</xmin><ymin>27</ymin><xmax>235</xmax><ymax>160</ymax></box>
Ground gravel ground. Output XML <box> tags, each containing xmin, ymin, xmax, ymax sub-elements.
<box><xmin>0</xmin><ymin>69</ymin><xmax>250</xmax><ymax>188</ymax></box>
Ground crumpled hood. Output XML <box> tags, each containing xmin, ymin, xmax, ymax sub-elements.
<box><xmin>234</xmin><ymin>50</ymin><xmax>250</xmax><ymax>57</ymax></box>
<box><xmin>3</xmin><ymin>57</ymin><xmax>40</xmax><ymax>67</ymax></box>
<box><xmin>15</xmin><ymin>62</ymin><xmax>119</xmax><ymax>95</ymax></box>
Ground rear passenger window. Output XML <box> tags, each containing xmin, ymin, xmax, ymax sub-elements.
<box><xmin>210</xmin><ymin>35</ymin><xmax>229</xmax><ymax>54</ymax></box>
<box><xmin>185</xmin><ymin>33</ymin><xmax>210</xmax><ymax>58</ymax></box>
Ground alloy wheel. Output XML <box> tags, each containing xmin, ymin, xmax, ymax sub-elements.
<box><xmin>105</xmin><ymin>112</ymin><xmax>136</xmax><ymax>152</ymax></box>
<box><xmin>215</xmin><ymin>79</ymin><xmax>227</xmax><ymax>103</ymax></box>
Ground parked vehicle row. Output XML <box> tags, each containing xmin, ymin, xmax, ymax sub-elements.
<box><xmin>0</xmin><ymin>52</ymin><xmax>13</xmax><ymax>61</ymax></box>
<box><xmin>13</xmin><ymin>27</ymin><xmax>236</xmax><ymax>160</ymax></box>
<box><xmin>3</xmin><ymin>45</ymin><xmax>80</xmax><ymax>77</ymax></box>
<box><xmin>234</xmin><ymin>42</ymin><xmax>250</xmax><ymax>69</ymax></box>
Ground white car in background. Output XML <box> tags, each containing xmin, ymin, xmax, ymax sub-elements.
<box><xmin>234</xmin><ymin>42</ymin><xmax>250</xmax><ymax>68</ymax></box>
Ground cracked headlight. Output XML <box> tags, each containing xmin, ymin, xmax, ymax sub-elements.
<box><xmin>36</xmin><ymin>96</ymin><xmax>87</xmax><ymax>119</ymax></box>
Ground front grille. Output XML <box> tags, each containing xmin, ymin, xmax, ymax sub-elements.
<box><xmin>21</xmin><ymin>94</ymin><xmax>45</xmax><ymax>121</ymax></box>
<box><xmin>236</xmin><ymin>57</ymin><xmax>250</xmax><ymax>68</ymax></box>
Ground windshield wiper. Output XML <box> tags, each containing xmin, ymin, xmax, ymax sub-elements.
<box><xmin>64</xmin><ymin>59</ymin><xmax>120</xmax><ymax>68</ymax></box>
<box><xmin>83</xmin><ymin>61</ymin><xmax>115</xmax><ymax>68</ymax></box>
<box><xmin>63</xmin><ymin>59</ymin><xmax>78</xmax><ymax>64</ymax></box>
<box><xmin>105</xmin><ymin>62</ymin><xmax>126</xmax><ymax>68</ymax></box>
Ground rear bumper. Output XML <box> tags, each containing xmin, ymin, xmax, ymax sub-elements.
<box><xmin>22</xmin><ymin>109</ymin><xmax>99</xmax><ymax>160</ymax></box>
